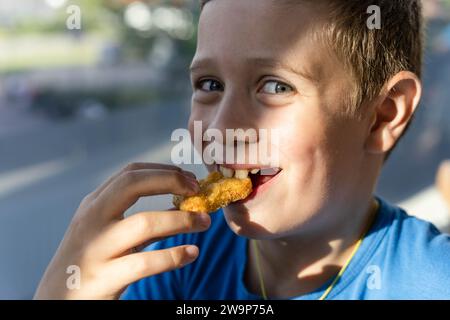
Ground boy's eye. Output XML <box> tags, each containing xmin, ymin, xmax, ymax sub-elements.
<box><xmin>196</xmin><ymin>79</ymin><xmax>224</xmax><ymax>92</ymax></box>
<box><xmin>260</xmin><ymin>81</ymin><xmax>294</xmax><ymax>95</ymax></box>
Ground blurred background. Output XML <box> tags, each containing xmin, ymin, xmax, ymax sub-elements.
<box><xmin>0</xmin><ymin>0</ymin><xmax>449</xmax><ymax>299</ymax></box>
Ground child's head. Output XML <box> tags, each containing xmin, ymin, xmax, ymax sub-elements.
<box><xmin>188</xmin><ymin>0</ymin><xmax>423</xmax><ymax>239</ymax></box>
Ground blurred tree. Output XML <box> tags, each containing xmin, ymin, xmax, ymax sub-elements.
<box><xmin>102</xmin><ymin>0</ymin><xmax>199</xmax><ymax>66</ymax></box>
<box><xmin>7</xmin><ymin>0</ymin><xmax>111</xmax><ymax>35</ymax></box>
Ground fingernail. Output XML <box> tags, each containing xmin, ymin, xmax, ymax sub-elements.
<box><xmin>185</xmin><ymin>246</ymin><xmax>199</xmax><ymax>258</ymax></box>
<box><xmin>188</xmin><ymin>180</ymin><xmax>200</xmax><ymax>193</ymax></box>
<box><xmin>182</xmin><ymin>171</ymin><xmax>197</xmax><ymax>180</ymax></box>
<box><xmin>182</xmin><ymin>171</ymin><xmax>196</xmax><ymax>180</ymax></box>
<box><xmin>196</xmin><ymin>213</ymin><xmax>210</xmax><ymax>228</ymax></box>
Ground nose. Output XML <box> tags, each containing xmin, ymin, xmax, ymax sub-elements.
<box><xmin>202</xmin><ymin>90</ymin><xmax>262</xmax><ymax>165</ymax></box>
<box><xmin>207</xmin><ymin>89</ymin><xmax>256</xmax><ymax>143</ymax></box>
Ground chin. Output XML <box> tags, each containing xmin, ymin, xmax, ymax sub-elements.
<box><xmin>222</xmin><ymin>196</ymin><xmax>323</xmax><ymax>240</ymax></box>
<box><xmin>222</xmin><ymin>203</ymin><xmax>291</xmax><ymax>239</ymax></box>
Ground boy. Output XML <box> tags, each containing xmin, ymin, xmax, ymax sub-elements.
<box><xmin>35</xmin><ymin>0</ymin><xmax>450</xmax><ymax>300</ymax></box>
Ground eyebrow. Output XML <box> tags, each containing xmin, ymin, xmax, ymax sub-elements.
<box><xmin>189</xmin><ymin>57</ymin><xmax>318</xmax><ymax>84</ymax></box>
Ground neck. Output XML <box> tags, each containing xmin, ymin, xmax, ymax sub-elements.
<box><xmin>246</xmin><ymin>196</ymin><xmax>379</xmax><ymax>299</ymax></box>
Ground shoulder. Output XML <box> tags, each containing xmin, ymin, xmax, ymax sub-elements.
<box><xmin>386</xmin><ymin>199</ymin><xmax>450</xmax><ymax>262</ymax></box>
<box><xmin>378</xmin><ymin>198</ymin><xmax>450</xmax><ymax>298</ymax></box>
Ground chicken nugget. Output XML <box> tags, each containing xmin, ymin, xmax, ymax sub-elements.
<box><xmin>173</xmin><ymin>171</ymin><xmax>252</xmax><ymax>213</ymax></box>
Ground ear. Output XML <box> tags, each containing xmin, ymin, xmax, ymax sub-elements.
<box><xmin>365</xmin><ymin>71</ymin><xmax>422</xmax><ymax>155</ymax></box>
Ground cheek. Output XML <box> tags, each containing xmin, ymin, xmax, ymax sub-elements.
<box><xmin>188</xmin><ymin>108</ymin><xmax>210</xmax><ymax>148</ymax></box>
<box><xmin>278</xmin><ymin>110</ymin><xmax>338</xmax><ymax>198</ymax></box>
<box><xmin>282</xmin><ymin>131</ymin><xmax>324</xmax><ymax>193</ymax></box>
<box><xmin>282</xmin><ymin>133</ymin><xmax>319</xmax><ymax>162</ymax></box>
<box><xmin>280</xmin><ymin>110</ymin><xmax>367</xmax><ymax>207</ymax></box>
<box><xmin>279</xmin><ymin>110</ymin><xmax>328</xmax><ymax>162</ymax></box>
<box><xmin>187</xmin><ymin>116</ymin><xmax>195</xmax><ymax>145</ymax></box>
<box><xmin>188</xmin><ymin>107</ymin><xmax>216</xmax><ymax>172</ymax></box>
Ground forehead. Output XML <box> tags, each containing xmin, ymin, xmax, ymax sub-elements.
<box><xmin>194</xmin><ymin>0</ymin><xmax>328</xmax><ymax>80</ymax></box>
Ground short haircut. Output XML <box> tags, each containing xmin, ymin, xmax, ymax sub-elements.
<box><xmin>199</xmin><ymin>0</ymin><xmax>424</xmax><ymax>114</ymax></box>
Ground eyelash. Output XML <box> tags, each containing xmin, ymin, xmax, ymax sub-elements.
<box><xmin>195</xmin><ymin>78</ymin><xmax>224</xmax><ymax>92</ymax></box>
<box><xmin>194</xmin><ymin>78</ymin><xmax>295</xmax><ymax>95</ymax></box>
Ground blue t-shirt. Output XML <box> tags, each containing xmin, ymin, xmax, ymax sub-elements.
<box><xmin>122</xmin><ymin>197</ymin><xmax>450</xmax><ymax>300</ymax></box>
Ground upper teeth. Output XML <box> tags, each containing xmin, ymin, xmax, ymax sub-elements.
<box><xmin>234</xmin><ymin>169</ymin><xmax>249</xmax><ymax>179</ymax></box>
<box><xmin>219</xmin><ymin>166</ymin><xmax>234</xmax><ymax>178</ymax></box>
<box><xmin>218</xmin><ymin>165</ymin><xmax>279</xmax><ymax>179</ymax></box>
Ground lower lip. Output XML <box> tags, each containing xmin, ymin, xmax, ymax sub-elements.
<box><xmin>237</xmin><ymin>170</ymin><xmax>283</xmax><ymax>204</ymax></box>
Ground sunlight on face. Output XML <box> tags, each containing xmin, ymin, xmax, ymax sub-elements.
<box><xmin>189</xmin><ymin>0</ymin><xmax>369</xmax><ymax>239</ymax></box>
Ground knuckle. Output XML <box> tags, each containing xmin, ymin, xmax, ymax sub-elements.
<box><xmin>123</xmin><ymin>162</ymin><xmax>142</xmax><ymax>172</ymax></box>
<box><xmin>75</xmin><ymin>196</ymin><xmax>96</xmax><ymax>221</ymax></box>
<box><xmin>69</xmin><ymin>212</ymin><xmax>91</xmax><ymax>239</ymax></box>
<box><xmin>74</xmin><ymin>207</ymin><xmax>91</xmax><ymax>224</ymax></box>
<box><xmin>167</xmin><ymin>249</ymin><xmax>183</xmax><ymax>268</ymax></box>
<box><xmin>119</xmin><ymin>170</ymin><xmax>139</xmax><ymax>186</ymax></box>
<box><xmin>69</xmin><ymin>214</ymin><xmax>83</xmax><ymax>235</ymax></box>
<box><xmin>132</xmin><ymin>213</ymin><xmax>153</xmax><ymax>236</ymax></box>
<box><xmin>183</xmin><ymin>212</ymin><xmax>196</xmax><ymax>230</ymax></box>
<box><xmin>80</xmin><ymin>193</ymin><xmax>94</xmax><ymax>206</ymax></box>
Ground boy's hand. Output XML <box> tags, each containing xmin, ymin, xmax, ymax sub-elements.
<box><xmin>33</xmin><ymin>163</ymin><xmax>210</xmax><ymax>300</ymax></box>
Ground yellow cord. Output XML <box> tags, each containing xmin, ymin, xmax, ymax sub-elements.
<box><xmin>317</xmin><ymin>234</ymin><xmax>364</xmax><ymax>300</ymax></box>
<box><xmin>253</xmin><ymin>199</ymin><xmax>379</xmax><ymax>301</ymax></box>
<box><xmin>252</xmin><ymin>239</ymin><xmax>268</xmax><ymax>300</ymax></box>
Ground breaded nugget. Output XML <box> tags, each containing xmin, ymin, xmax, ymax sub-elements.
<box><xmin>173</xmin><ymin>171</ymin><xmax>252</xmax><ymax>213</ymax></box>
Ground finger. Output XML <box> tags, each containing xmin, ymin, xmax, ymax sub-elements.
<box><xmin>91</xmin><ymin>163</ymin><xmax>196</xmax><ymax>199</ymax></box>
<box><xmin>106</xmin><ymin>245</ymin><xmax>199</xmax><ymax>287</ymax></box>
<box><xmin>177</xmin><ymin>170</ymin><xmax>197</xmax><ymax>180</ymax></box>
<box><xmin>96</xmin><ymin>211</ymin><xmax>210</xmax><ymax>257</ymax></box>
<box><xmin>95</xmin><ymin>169</ymin><xmax>200</xmax><ymax>218</ymax></box>
<box><xmin>132</xmin><ymin>239</ymin><xmax>155</xmax><ymax>253</ymax></box>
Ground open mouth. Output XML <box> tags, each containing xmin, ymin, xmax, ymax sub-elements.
<box><xmin>216</xmin><ymin>164</ymin><xmax>283</xmax><ymax>201</ymax></box>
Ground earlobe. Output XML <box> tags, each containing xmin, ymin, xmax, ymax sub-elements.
<box><xmin>365</xmin><ymin>71</ymin><xmax>422</xmax><ymax>155</ymax></box>
<box><xmin>365</xmin><ymin>101</ymin><xmax>397</xmax><ymax>154</ymax></box>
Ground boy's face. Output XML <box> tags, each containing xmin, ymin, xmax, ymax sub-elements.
<box><xmin>189</xmin><ymin>0</ymin><xmax>375</xmax><ymax>239</ymax></box>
